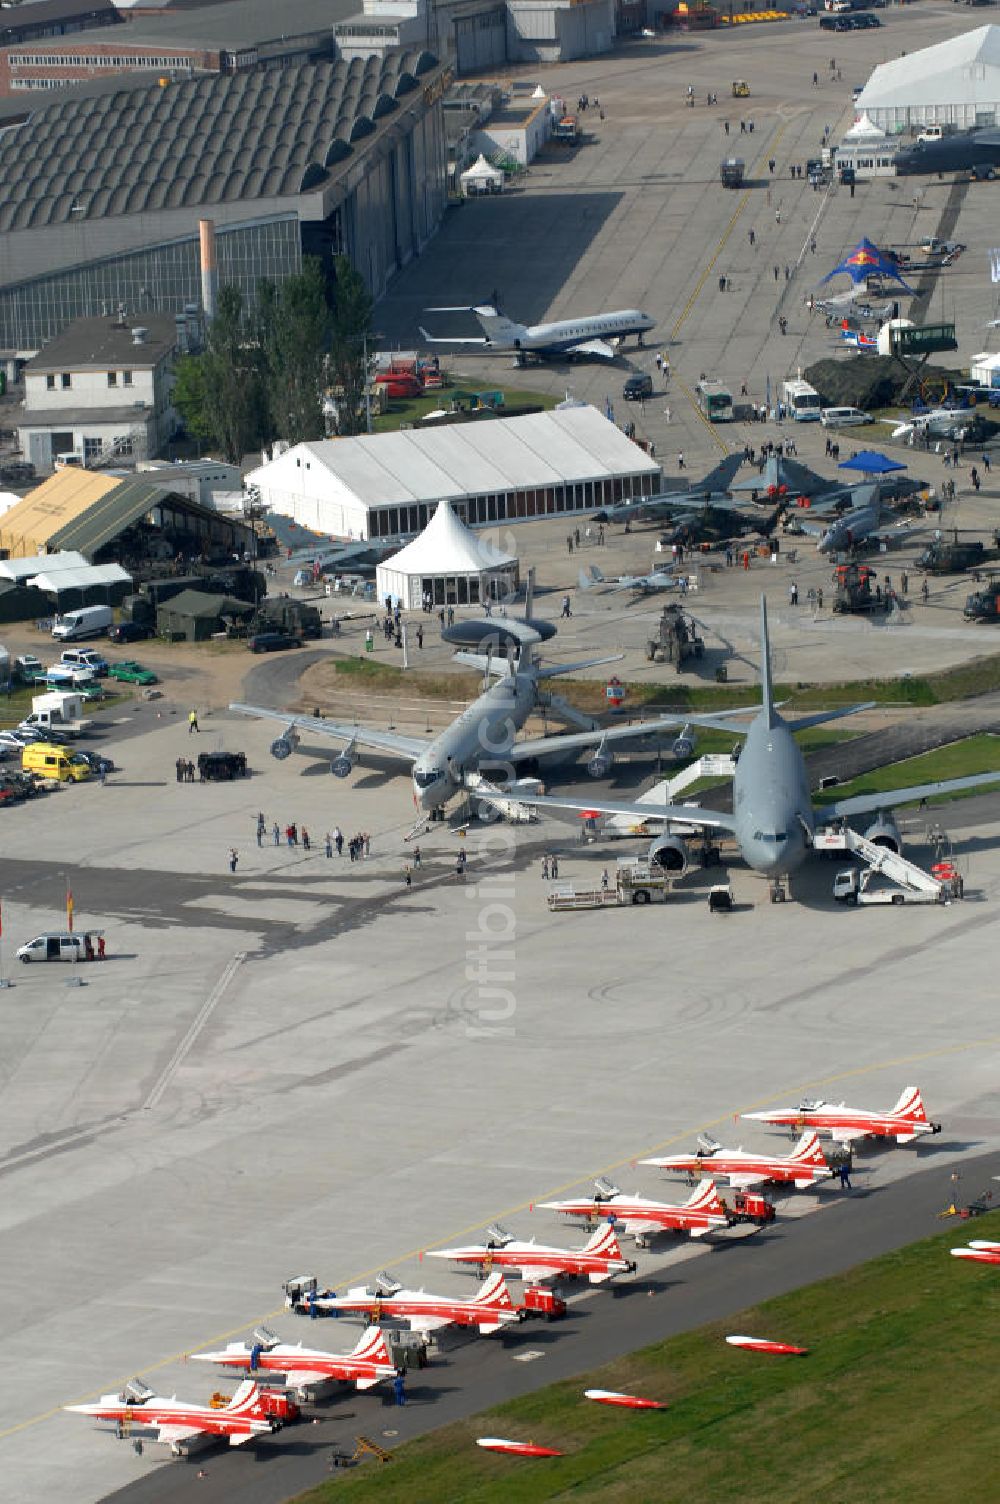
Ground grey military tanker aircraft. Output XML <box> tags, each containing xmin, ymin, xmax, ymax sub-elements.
<box><xmin>485</xmin><ymin>596</ymin><xmax>1000</xmax><ymax>899</ymax></box>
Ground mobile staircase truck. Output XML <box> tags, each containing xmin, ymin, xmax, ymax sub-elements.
<box><xmin>815</xmin><ymin>825</ymin><xmax>952</xmax><ymax>905</ymax></box>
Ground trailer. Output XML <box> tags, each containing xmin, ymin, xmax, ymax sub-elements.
<box><xmin>547</xmin><ymin>860</ymin><xmax>673</xmax><ymax>911</ymax></box>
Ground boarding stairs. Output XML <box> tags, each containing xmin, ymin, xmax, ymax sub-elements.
<box><xmin>813</xmin><ymin>825</ymin><xmax>943</xmax><ymax>895</ymax></box>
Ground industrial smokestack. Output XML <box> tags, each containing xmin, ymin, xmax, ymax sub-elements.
<box><xmin>199</xmin><ymin>218</ymin><xmax>218</xmax><ymax>322</ymax></box>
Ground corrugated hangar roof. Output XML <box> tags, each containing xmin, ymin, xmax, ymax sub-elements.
<box><xmin>46</xmin><ymin>474</ymin><xmax>224</xmax><ymax>557</ymax></box>
<box><xmin>0</xmin><ymin>50</ymin><xmax>440</xmax><ymax>230</ymax></box>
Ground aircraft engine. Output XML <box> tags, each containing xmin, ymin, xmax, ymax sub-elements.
<box><xmin>864</xmin><ymin>814</ymin><xmax>902</xmax><ymax>853</ymax></box>
<box><xmin>648</xmin><ymin>833</ymin><xmax>689</xmax><ymax>877</ymax></box>
<box><xmin>672</xmin><ymin>725</ymin><xmax>697</xmax><ymax>760</ymax></box>
<box><xmin>587</xmin><ymin>740</ymin><xmax>614</xmax><ymax>779</ymax></box>
<box><xmin>331</xmin><ymin>750</ymin><xmax>354</xmax><ymax>778</ymax></box>
<box><xmin>269</xmin><ymin>726</ymin><xmax>300</xmax><ymax>760</ymax></box>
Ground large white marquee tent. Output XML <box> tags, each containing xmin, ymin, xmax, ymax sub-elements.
<box><xmin>376</xmin><ymin>500</ymin><xmax>518</xmax><ymax>609</ymax></box>
<box><xmin>856</xmin><ymin>25</ymin><xmax>1000</xmax><ymax>131</ymax></box>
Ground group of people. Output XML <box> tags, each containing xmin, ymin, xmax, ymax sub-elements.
<box><xmin>174</xmin><ymin>758</ymin><xmax>198</xmax><ymax>782</ymax></box>
<box><xmin>251</xmin><ymin>814</ymin><xmax>371</xmax><ymax>862</ymax></box>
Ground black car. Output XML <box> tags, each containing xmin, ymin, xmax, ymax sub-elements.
<box><xmin>851</xmin><ymin>12</ymin><xmax>880</xmax><ymax>26</ymax></box>
<box><xmin>197</xmin><ymin>751</ymin><xmax>248</xmax><ymax>781</ymax></box>
<box><xmin>623</xmin><ymin>372</ymin><xmax>653</xmax><ymax>400</ymax></box>
<box><xmin>108</xmin><ymin>621</ymin><xmax>153</xmax><ymax>644</ymax></box>
<box><xmin>248</xmin><ymin>631</ymin><xmax>302</xmax><ymax>653</ymax></box>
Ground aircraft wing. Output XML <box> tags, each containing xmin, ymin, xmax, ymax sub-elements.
<box><xmin>508</xmin><ymin>712</ymin><xmax>756</xmax><ymax>763</ymax></box>
<box><xmin>418</xmin><ymin>325</ymin><xmax>488</xmax><ymax>346</ymax></box>
<box><xmin>407</xmin><ymin>1314</ymin><xmax>451</xmax><ymax>1334</ymax></box>
<box><xmin>824</xmin><ymin>770</ymin><xmax>1000</xmax><ymax>822</ymax></box>
<box><xmin>153</xmin><ymin>1424</ymin><xmax>205</xmax><ymax>1448</ymax></box>
<box><xmin>727</xmin><ymin>1172</ymin><xmax>767</xmax><ymax>1189</ymax></box>
<box><xmin>229</xmin><ymin>703</ymin><xmax>429</xmax><ymax>760</ymax></box>
<box><xmin>785</xmin><ymin>701</ymin><xmax>875</xmax><ymax>732</ymax></box>
<box><xmin>566</xmin><ymin>337</ymin><xmax>617</xmax><ymax>359</ymax></box>
<box><xmin>482</xmin><ymin>788</ymin><xmax>739</xmax><ymax>832</ymax></box>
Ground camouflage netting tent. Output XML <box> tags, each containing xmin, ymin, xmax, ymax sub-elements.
<box><xmin>804</xmin><ymin>357</ymin><xmax>966</xmax><ymax>412</ymax></box>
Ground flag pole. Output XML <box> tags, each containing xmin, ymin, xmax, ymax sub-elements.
<box><xmin>0</xmin><ymin>897</ymin><xmax>8</xmax><ymax>988</ymax></box>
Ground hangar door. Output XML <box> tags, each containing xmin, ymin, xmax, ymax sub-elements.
<box><xmin>454</xmin><ymin>7</ymin><xmax>507</xmax><ymax>73</ymax></box>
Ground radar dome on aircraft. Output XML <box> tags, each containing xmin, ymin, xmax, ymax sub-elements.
<box><xmin>877</xmin><ymin>317</ymin><xmax>914</xmax><ymax>357</ymax></box>
<box><xmin>441</xmin><ymin>617</ymin><xmax>556</xmax><ymax>649</ymax></box>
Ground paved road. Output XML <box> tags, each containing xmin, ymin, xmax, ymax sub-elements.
<box><xmin>98</xmin><ymin>1149</ymin><xmax>995</xmax><ymax>1504</ymax></box>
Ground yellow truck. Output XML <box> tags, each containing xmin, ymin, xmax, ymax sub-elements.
<box><xmin>22</xmin><ymin>742</ymin><xmax>91</xmax><ymax>782</ymax></box>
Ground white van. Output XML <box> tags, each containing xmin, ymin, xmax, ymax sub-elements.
<box><xmin>820</xmin><ymin>406</ymin><xmax>872</xmax><ymax>428</ymax></box>
<box><xmin>51</xmin><ymin>604</ymin><xmax>113</xmax><ymax>641</ymax></box>
<box><xmin>17</xmin><ymin>931</ymin><xmax>104</xmax><ymax>962</ymax></box>
<box><xmin>60</xmin><ymin>646</ymin><xmax>108</xmax><ymax>676</ymax></box>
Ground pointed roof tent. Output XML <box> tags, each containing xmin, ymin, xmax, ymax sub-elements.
<box><xmin>460</xmin><ymin>153</ymin><xmax>504</xmax><ymax>184</ymax></box>
<box><xmin>819</xmin><ymin>238</ymin><xmax>915</xmax><ymax>294</ymax></box>
<box><xmin>843</xmin><ymin>113</ymin><xmax>886</xmax><ymax>142</ymax></box>
<box><xmin>381</xmin><ymin>500</ymin><xmax>515</xmax><ymax>575</ymax></box>
<box><xmin>857</xmin><ymin>24</ymin><xmax>1000</xmax><ymax>115</ymax></box>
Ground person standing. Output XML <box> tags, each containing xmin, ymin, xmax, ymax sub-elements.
<box><xmin>188</xmin><ymin>709</ymin><xmax>200</xmax><ymax>734</ymax></box>
<box><xmin>272</xmin><ymin>821</ymin><xmax>280</xmax><ymax>846</ymax></box>
<box><xmin>416</xmin><ymin>624</ymin><xmax>423</xmax><ymax>649</ymax></box>
<box><xmin>542</xmin><ymin>855</ymin><xmax>550</xmax><ymax>880</ymax></box>
<box><xmin>789</xmin><ymin>581</ymin><xmax>798</xmax><ymax>606</ymax></box>
<box><xmin>256</xmin><ymin>813</ymin><xmax>266</xmax><ymax>848</ymax></box>
<box><xmin>302</xmin><ymin>828</ymin><xmax>311</xmax><ymax>851</ymax></box>
<box><xmin>601</xmin><ymin>868</ymin><xmax>610</xmax><ymax>891</ymax></box>
<box><xmin>413</xmin><ymin>845</ymin><xmax>422</xmax><ymax>869</ymax></box>
<box><xmin>334</xmin><ymin>826</ymin><xmax>343</xmax><ymax>856</ymax></box>
<box><xmin>325</xmin><ymin>831</ymin><xmax>333</xmax><ymax>858</ymax></box>
<box><xmin>176</xmin><ymin>757</ymin><xmax>185</xmax><ymax>783</ymax></box>
<box><xmin>550</xmin><ymin>853</ymin><xmax>559</xmax><ymax>879</ymax></box>
<box><xmin>228</xmin><ymin>848</ymin><xmax>239</xmax><ymax>873</ymax></box>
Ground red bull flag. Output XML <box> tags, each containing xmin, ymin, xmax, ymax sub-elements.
<box><xmin>66</xmin><ymin>887</ymin><xmax>74</xmax><ymax>932</ymax></box>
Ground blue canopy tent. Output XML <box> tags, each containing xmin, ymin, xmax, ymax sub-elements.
<box><xmin>819</xmin><ymin>238</ymin><xmax>915</xmax><ymax>295</ymax></box>
<box><xmin>838</xmin><ymin>451</ymin><xmax>907</xmax><ymax>475</ymax></box>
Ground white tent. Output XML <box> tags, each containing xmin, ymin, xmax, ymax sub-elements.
<box><xmin>376</xmin><ymin>500</ymin><xmax>518</xmax><ymax>611</ymax></box>
<box><xmin>842</xmin><ymin>113</ymin><xmax>887</xmax><ymax>143</ymax></box>
<box><xmin>460</xmin><ymin>154</ymin><xmax>504</xmax><ymax>197</ymax></box>
<box><xmin>856</xmin><ymin>25</ymin><xmax>1000</xmax><ymax>131</ymax></box>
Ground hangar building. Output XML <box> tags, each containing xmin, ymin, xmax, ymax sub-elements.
<box><xmin>856</xmin><ymin>25</ymin><xmax>1000</xmax><ymax>132</ymax></box>
<box><xmin>0</xmin><ymin>47</ymin><xmax>449</xmax><ymax>353</ymax></box>
<box><xmin>246</xmin><ymin>406</ymin><xmax>662</xmax><ymax>541</ymax></box>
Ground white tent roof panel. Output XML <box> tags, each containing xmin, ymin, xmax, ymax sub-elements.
<box><xmin>857</xmin><ymin>24</ymin><xmax>1000</xmax><ymax>112</ymax></box>
<box><xmin>0</xmin><ymin>549</ymin><xmax>88</xmax><ymax>581</ymax></box>
<box><xmin>29</xmin><ymin>563</ymin><xmax>132</xmax><ymax>592</ymax></box>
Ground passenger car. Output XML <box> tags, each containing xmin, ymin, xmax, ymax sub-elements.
<box><xmin>247</xmin><ymin>632</ymin><xmax>302</xmax><ymax>653</ymax></box>
<box><xmin>107</xmin><ymin>660</ymin><xmax>159</xmax><ymax>685</ymax></box>
<box><xmin>108</xmin><ymin>622</ymin><xmax>153</xmax><ymax>645</ymax></box>
<box><xmin>820</xmin><ymin>406</ymin><xmax>872</xmax><ymax>428</ymax></box>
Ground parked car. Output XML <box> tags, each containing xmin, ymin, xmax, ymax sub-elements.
<box><xmin>107</xmin><ymin>660</ymin><xmax>159</xmax><ymax>685</ymax></box>
<box><xmin>60</xmin><ymin>647</ymin><xmax>108</xmax><ymax>677</ymax></box>
<box><xmin>820</xmin><ymin>406</ymin><xmax>872</xmax><ymax>428</ymax></box>
<box><xmin>108</xmin><ymin>621</ymin><xmax>153</xmax><ymax>645</ymax></box>
<box><xmin>69</xmin><ymin>749</ymin><xmax>115</xmax><ymax>776</ymax></box>
<box><xmin>247</xmin><ymin>631</ymin><xmax>302</xmax><ymax>653</ymax></box>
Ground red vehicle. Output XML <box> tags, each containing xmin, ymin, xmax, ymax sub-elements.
<box><xmin>375</xmin><ymin>372</ymin><xmax>422</xmax><ymax>399</ymax></box>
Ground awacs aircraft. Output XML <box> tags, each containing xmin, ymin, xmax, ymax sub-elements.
<box><xmin>419</xmin><ymin>303</ymin><xmax>655</xmax><ymax>362</ymax></box>
<box><xmin>427</xmin><ymin>1222</ymin><xmax>636</xmax><ymax>1285</ymax></box>
<box><xmin>641</xmin><ymin>1131</ymin><xmax>832</xmax><ymax>1189</ymax></box>
<box><xmin>65</xmin><ymin>1378</ymin><xmax>288</xmax><ymax>1454</ymax></box>
<box><xmin>743</xmin><ymin>1086</ymin><xmax>941</xmax><ymax>1145</ymax></box>
<box><xmin>593</xmin><ymin>454</ymin><xmax>744</xmax><ymax>526</ymax></box>
<box><xmin>290</xmin><ymin>1270</ymin><xmax>522</xmax><ymax>1336</ymax></box>
<box><xmin>484</xmin><ymin>596</ymin><xmax>1000</xmax><ymax>899</ymax></box>
<box><xmin>190</xmin><ymin>1325</ymin><xmax>395</xmax><ymax>1398</ymax></box>
<box><xmin>231</xmin><ymin>581</ymin><xmax>743</xmax><ymax>814</ymax></box>
<box><xmin>539</xmin><ymin>1178</ymin><xmax>731</xmax><ymax>1242</ymax></box>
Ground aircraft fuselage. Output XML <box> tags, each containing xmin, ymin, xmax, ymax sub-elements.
<box><xmin>732</xmin><ymin>712</ymin><xmax>813</xmax><ymax>879</ymax></box>
<box><xmin>411</xmin><ymin>670</ymin><xmax>538</xmax><ymax>812</ymax></box>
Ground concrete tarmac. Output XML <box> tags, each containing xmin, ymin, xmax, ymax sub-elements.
<box><xmin>3</xmin><ymin>10</ymin><xmax>1000</xmax><ymax>1504</ymax></box>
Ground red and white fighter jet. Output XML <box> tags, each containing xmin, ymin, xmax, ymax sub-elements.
<box><xmin>65</xmin><ymin>1378</ymin><xmax>289</xmax><ymax>1455</ymax></box>
<box><xmin>190</xmin><ymin>1325</ymin><xmax>396</xmax><ymax>1397</ymax></box>
<box><xmin>950</xmin><ymin>1240</ymin><xmax>1000</xmax><ymax>1265</ymax></box>
<box><xmin>641</xmin><ymin>1131</ymin><xmax>833</xmax><ymax>1189</ymax></box>
<box><xmin>538</xmin><ymin>1177</ymin><xmax>731</xmax><ymax>1243</ymax></box>
<box><xmin>427</xmin><ymin>1222</ymin><xmax>637</xmax><ymax>1286</ymax></box>
<box><xmin>742</xmin><ymin>1086</ymin><xmax>941</xmax><ymax>1146</ymax></box>
<box><xmin>298</xmin><ymin>1270</ymin><xmax>522</xmax><ymax>1336</ymax></box>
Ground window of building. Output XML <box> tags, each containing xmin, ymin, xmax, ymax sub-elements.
<box><xmin>46</xmin><ymin>373</ymin><xmax>55</xmax><ymax>389</ymax></box>
<box><xmin>123</xmin><ymin>370</ymin><xmax>132</xmax><ymax>387</ymax></box>
<box><xmin>60</xmin><ymin>373</ymin><xmax>71</xmax><ymax>389</ymax></box>
<box><xmin>107</xmin><ymin>371</ymin><xmax>117</xmax><ymax>387</ymax></box>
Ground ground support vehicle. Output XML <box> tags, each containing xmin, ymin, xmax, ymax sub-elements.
<box><xmin>817</xmin><ymin>825</ymin><xmax>952</xmax><ymax>904</ymax></box>
<box><xmin>547</xmin><ymin>861</ymin><xmax>674</xmax><ymax>911</ymax></box>
<box><xmin>197</xmin><ymin>752</ymin><xmax>248</xmax><ymax>781</ymax></box>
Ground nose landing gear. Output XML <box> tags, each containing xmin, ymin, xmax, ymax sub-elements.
<box><xmin>769</xmin><ymin>880</ymin><xmax>786</xmax><ymax>904</ymax></box>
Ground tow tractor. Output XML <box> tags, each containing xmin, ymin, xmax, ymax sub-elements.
<box><xmin>721</xmin><ymin>1190</ymin><xmax>775</xmax><ymax>1226</ymax></box>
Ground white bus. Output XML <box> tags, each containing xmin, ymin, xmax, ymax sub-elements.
<box><xmin>695</xmin><ymin>379</ymin><xmax>734</xmax><ymax>422</ymax></box>
<box><xmin>782</xmin><ymin>378</ymin><xmax>822</xmax><ymax>421</ymax></box>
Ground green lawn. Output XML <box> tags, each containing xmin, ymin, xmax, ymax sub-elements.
<box><xmin>298</xmin><ymin>1209</ymin><xmax>1000</xmax><ymax>1504</ymax></box>
<box><xmin>372</xmin><ymin>387</ymin><xmax>558</xmax><ymax>434</ymax></box>
<box><xmin>813</xmin><ymin>733</ymin><xmax>1000</xmax><ymax>807</ymax></box>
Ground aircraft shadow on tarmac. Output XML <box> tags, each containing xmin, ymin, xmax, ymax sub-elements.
<box><xmin>609</xmin><ymin>1275</ymin><xmax>678</xmax><ymax>1298</ymax></box>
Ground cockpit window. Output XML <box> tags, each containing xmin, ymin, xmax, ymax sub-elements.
<box><xmin>753</xmin><ymin>831</ymin><xmax>788</xmax><ymax>843</ymax></box>
<box><xmin>414</xmin><ymin>768</ymin><xmax>443</xmax><ymax>788</ymax></box>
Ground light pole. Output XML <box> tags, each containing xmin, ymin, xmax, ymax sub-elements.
<box><xmin>362</xmin><ymin>331</ymin><xmax>385</xmax><ymax>435</ymax></box>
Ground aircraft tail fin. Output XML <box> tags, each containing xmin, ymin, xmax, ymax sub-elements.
<box><xmin>890</xmin><ymin>1086</ymin><xmax>927</xmax><ymax>1122</ymax></box>
<box><xmin>226</xmin><ymin>1380</ymin><xmax>263</xmax><ymax>1414</ymax></box>
<box><xmin>472</xmin><ymin>307</ymin><xmax>529</xmax><ymax>346</ymax></box>
<box><xmin>699</xmin><ymin>452</ymin><xmax>743</xmax><ymax>496</ymax></box>
<box><xmin>581</xmin><ymin>1223</ymin><xmax>623</xmax><ymax>1258</ymax></box>
<box><xmin>790</xmin><ymin>1131</ymin><xmax>828</xmax><ymax>1167</ymax></box>
<box><xmin>472</xmin><ymin>1270</ymin><xmax>514</xmax><ymax>1308</ymax></box>
<box><xmin>685</xmin><ymin>1178</ymin><xmax>726</xmax><ymax>1215</ymax></box>
<box><xmin>760</xmin><ymin>595</ymin><xmax>776</xmax><ymax>729</ymax></box>
<box><xmin>351</xmin><ymin>1326</ymin><xmax>392</xmax><ymax>1366</ymax></box>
